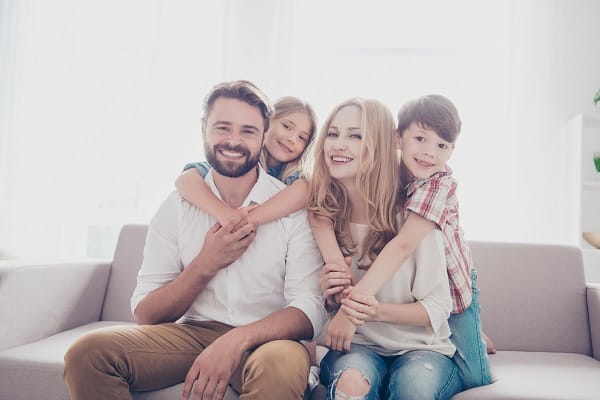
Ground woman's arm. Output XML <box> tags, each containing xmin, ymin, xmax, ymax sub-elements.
<box><xmin>351</xmin><ymin>211</ymin><xmax>436</xmax><ymax>296</ymax></box>
<box><xmin>246</xmin><ymin>179</ymin><xmax>309</xmax><ymax>226</ymax></box>
<box><xmin>175</xmin><ymin>169</ymin><xmax>239</xmax><ymax>226</ymax></box>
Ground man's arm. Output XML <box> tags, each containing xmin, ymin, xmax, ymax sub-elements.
<box><xmin>132</xmin><ymin>193</ymin><xmax>256</xmax><ymax>325</ymax></box>
<box><xmin>182</xmin><ymin>306</ymin><xmax>313</xmax><ymax>400</ymax></box>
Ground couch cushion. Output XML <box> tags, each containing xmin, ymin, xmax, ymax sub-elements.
<box><xmin>0</xmin><ymin>320</ymin><xmax>249</xmax><ymax>400</ymax></box>
<box><xmin>470</xmin><ymin>241</ymin><xmax>591</xmax><ymax>355</ymax></box>
<box><xmin>453</xmin><ymin>351</ymin><xmax>600</xmax><ymax>399</ymax></box>
<box><xmin>101</xmin><ymin>224</ymin><xmax>148</xmax><ymax>322</ymax></box>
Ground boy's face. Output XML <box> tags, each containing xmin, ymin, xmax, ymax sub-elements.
<box><xmin>398</xmin><ymin>122</ymin><xmax>454</xmax><ymax>180</ymax></box>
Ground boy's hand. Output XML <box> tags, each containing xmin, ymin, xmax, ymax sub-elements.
<box><xmin>326</xmin><ymin>311</ymin><xmax>356</xmax><ymax>352</ymax></box>
<box><xmin>340</xmin><ymin>288</ymin><xmax>380</xmax><ymax>325</ymax></box>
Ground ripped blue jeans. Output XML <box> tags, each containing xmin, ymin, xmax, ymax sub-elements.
<box><xmin>320</xmin><ymin>344</ymin><xmax>462</xmax><ymax>400</ymax></box>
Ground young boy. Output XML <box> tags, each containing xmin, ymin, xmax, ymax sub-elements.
<box><xmin>336</xmin><ymin>94</ymin><xmax>493</xmax><ymax>389</ymax></box>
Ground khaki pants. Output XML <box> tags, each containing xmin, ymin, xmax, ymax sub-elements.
<box><xmin>63</xmin><ymin>321</ymin><xmax>310</xmax><ymax>400</ymax></box>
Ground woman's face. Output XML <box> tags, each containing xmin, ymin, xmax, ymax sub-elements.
<box><xmin>323</xmin><ymin>105</ymin><xmax>363</xmax><ymax>184</ymax></box>
<box><xmin>263</xmin><ymin>112</ymin><xmax>312</xmax><ymax>167</ymax></box>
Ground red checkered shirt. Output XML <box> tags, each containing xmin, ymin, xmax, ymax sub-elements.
<box><xmin>405</xmin><ymin>166</ymin><xmax>473</xmax><ymax>313</ymax></box>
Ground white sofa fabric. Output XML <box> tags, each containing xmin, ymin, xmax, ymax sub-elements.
<box><xmin>1</xmin><ymin>225</ymin><xmax>600</xmax><ymax>400</ymax></box>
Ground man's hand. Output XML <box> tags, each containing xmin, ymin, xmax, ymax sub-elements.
<box><xmin>320</xmin><ymin>257</ymin><xmax>353</xmax><ymax>310</ymax></box>
<box><xmin>182</xmin><ymin>331</ymin><xmax>246</xmax><ymax>400</ymax></box>
<box><xmin>340</xmin><ymin>288</ymin><xmax>380</xmax><ymax>326</ymax></box>
<box><xmin>325</xmin><ymin>311</ymin><xmax>356</xmax><ymax>352</ymax></box>
<box><xmin>194</xmin><ymin>218</ymin><xmax>256</xmax><ymax>273</ymax></box>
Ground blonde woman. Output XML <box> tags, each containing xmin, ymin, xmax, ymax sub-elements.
<box><xmin>309</xmin><ymin>98</ymin><xmax>462</xmax><ymax>400</ymax></box>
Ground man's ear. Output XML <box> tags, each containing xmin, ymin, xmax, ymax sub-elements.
<box><xmin>201</xmin><ymin>118</ymin><xmax>207</xmax><ymax>137</ymax></box>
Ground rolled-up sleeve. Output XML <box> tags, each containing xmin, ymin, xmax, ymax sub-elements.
<box><xmin>412</xmin><ymin>230</ymin><xmax>452</xmax><ymax>334</ymax></box>
<box><xmin>130</xmin><ymin>192</ymin><xmax>184</xmax><ymax>314</ymax></box>
<box><xmin>283</xmin><ymin>211</ymin><xmax>327</xmax><ymax>340</ymax></box>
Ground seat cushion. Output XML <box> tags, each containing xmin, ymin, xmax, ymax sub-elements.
<box><xmin>453</xmin><ymin>351</ymin><xmax>600</xmax><ymax>399</ymax></box>
<box><xmin>0</xmin><ymin>320</ymin><xmax>250</xmax><ymax>400</ymax></box>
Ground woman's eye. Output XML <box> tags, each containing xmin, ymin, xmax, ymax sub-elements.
<box><xmin>350</xmin><ymin>134</ymin><xmax>362</xmax><ymax>140</ymax></box>
<box><xmin>415</xmin><ymin>136</ymin><xmax>424</xmax><ymax>142</ymax></box>
<box><xmin>282</xmin><ymin>122</ymin><xmax>290</xmax><ymax>130</ymax></box>
<box><xmin>327</xmin><ymin>131</ymin><xmax>338</xmax><ymax>137</ymax></box>
<box><xmin>439</xmin><ymin>143</ymin><xmax>448</xmax><ymax>149</ymax></box>
<box><xmin>299</xmin><ymin>135</ymin><xmax>308</xmax><ymax>142</ymax></box>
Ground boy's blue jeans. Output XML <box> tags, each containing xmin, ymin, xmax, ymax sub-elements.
<box><xmin>320</xmin><ymin>344</ymin><xmax>462</xmax><ymax>400</ymax></box>
<box><xmin>448</xmin><ymin>268</ymin><xmax>492</xmax><ymax>390</ymax></box>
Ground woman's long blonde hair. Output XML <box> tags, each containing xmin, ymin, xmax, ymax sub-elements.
<box><xmin>259</xmin><ymin>96</ymin><xmax>318</xmax><ymax>182</ymax></box>
<box><xmin>307</xmin><ymin>98</ymin><xmax>400</xmax><ymax>268</ymax></box>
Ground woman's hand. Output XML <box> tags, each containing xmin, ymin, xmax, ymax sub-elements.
<box><xmin>340</xmin><ymin>288</ymin><xmax>380</xmax><ymax>325</ymax></box>
<box><xmin>320</xmin><ymin>258</ymin><xmax>352</xmax><ymax>310</ymax></box>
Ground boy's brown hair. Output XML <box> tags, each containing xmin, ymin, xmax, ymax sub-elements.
<box><xmin>397</xmin><ymin>94</ymin><xmax>462</xmax><ymax>143</ymax></box>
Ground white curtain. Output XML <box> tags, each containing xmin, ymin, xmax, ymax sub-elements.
<box><xmin>2</xmin><ymin>0</ymin><xmax>600</xmax><ymax>259</ymax></box>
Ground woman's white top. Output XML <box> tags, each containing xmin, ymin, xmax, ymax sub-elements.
<box><xmin>350</xmin><ymin>223</ymin><xmax>456</xmax><ymax>357</ymax></box>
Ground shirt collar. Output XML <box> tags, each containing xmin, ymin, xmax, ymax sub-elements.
<box><xmin>205</xmin><ymin>166</ymin><xmax>274</xmax><ymax>207</ymax></box>
<box><xmin>405</xmin><ymin>165</ymin><xmax>452</xmax><ymax>196</ymax></box>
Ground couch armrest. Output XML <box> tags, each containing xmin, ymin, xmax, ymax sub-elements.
<box><xmin>587</xmin><ymin>283</ymin><xmax>600</xmax><ymax>361</ymax></box>
<box><xmin>0</xmin><ymin>260</ymin><xmax>111</xmax><ymax>350</ymax></box>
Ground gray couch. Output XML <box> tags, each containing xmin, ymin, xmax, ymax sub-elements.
<box><xmin>1</xmin><ymin>224</ymin><xmax>600</xmax><ymax>400</ymax></box>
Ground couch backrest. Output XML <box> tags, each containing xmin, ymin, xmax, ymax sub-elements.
<box><xmin>100</xmin><ymin>224</ymin><xmax>149</xmax><ymax>322</ymax></box>
<box><xmin>100</xmin><ymin>226</ymin><xmax>592</xmax><ymax>355</ymax></box>
<box><xmin>471</xmin><ymin>241</ymin><xmax>591</xmax><ymax>355</ymax></box>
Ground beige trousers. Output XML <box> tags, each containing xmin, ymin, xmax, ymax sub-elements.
<box><xmin>63</xmin><ymin>321</ymin><xmax>310</xmax><ymax>400</ymax></box>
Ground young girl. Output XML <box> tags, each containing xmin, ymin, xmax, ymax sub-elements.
<box><xmin>330</xmin><ymin>95</ymin><xmax>492</xmax><ymax>390</ymax></box>
<box><xmin>175</xmin><ymin>96</ymin><xmax>318</xmax><ymax>228</ymax></box>
<box><xmin>310</xmin><ymin>98</ymin><xmax>462</xmax><ymax>399</ymax></box>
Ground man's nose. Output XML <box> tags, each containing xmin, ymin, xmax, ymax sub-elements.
<box><xmin>225</xmin><ymin>130</ymin><xmax>243</xmax><ymax>145</ymax></box>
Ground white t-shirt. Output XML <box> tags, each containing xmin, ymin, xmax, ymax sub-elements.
<box><xmin>350</xmin><ymin>223</ymin><xmax>456</xmax><ymax>356</ymax></box>
<box><xmin>131</xmin><ymin>167</ymin><xmax>327</xmax><ymax>339</ymax></box>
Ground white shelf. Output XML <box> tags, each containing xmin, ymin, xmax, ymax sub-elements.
<box><xmin>583</xmin><ymin>181</ymin><xmax>600</xmax><ymax>188</ymax></box>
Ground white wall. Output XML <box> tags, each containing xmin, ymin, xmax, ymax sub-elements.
<box><xmin>506</xmin><ymin>0</ymin><xmax>600</xmax><ymax>244</ymax></box>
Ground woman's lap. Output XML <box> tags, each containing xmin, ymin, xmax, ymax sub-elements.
<box><xmin>320</xmin><ymin>345</ymin><xmax>462</xmax><ymax>400</ymax></box>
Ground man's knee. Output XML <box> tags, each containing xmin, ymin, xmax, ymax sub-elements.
<box><xmin>243</xmin><ymin>340</ymin><xmax>309</xmax><ymax>396</ymax></box>
<box><xmin>64</xmin><ymin>329</ymin><xmax>125</xmax><ymax>378</ymax></box>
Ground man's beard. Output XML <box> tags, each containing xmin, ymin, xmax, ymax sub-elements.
<box><xmin>205</xmin><ymin>142</ymin><xmax>260</xmax><ymax>178</ymax></box>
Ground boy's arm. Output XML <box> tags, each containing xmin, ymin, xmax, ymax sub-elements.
<box><xmin>246</xmin><ymin>179</ymin><xmax>308</xmax><ymax>225</ymax></box>
<box><xmin>352</xmin><ymin>211</ymin><xmax>436</xmax><ymax>296</ymax></box>
<box><xmin>175</xmin><ymin>169</ymin><xmax>238</xmax><ymax>226</ymax></box>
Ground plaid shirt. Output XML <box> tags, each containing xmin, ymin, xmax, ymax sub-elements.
<box><xmin>405</xmin><ymin>166</ymin><xmax>473</xmax><ymax>313</ymax></box>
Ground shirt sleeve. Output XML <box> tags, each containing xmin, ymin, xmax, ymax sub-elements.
<box><xmin>411</xmin><ymin>230</ymin><xmax>452</xmax><ymax>334</ymax></box>
<box><xmin>406</xmin><ymin>174</ymin><xmax>456</xmax><ymax>229</ymax></box>
<box><xmin>283</xmin><ymin>210</ymin><xmax>328</xmax><ymax>340</ymax></box>
<box><xmin>130</xmin><ymin>191</ymin><xmax>184</xmax><ymax>314</ymax></box>
<box><xmin>283</xmin><ymin>170</ymin><xmax>302</xmax><ymax>186</ymax></box>
<box><xmin>182</xmin><ymin>161</ymin><xmax>211</xmax><ymax>178</ymax></box>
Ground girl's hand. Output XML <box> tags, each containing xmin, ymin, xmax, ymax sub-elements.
<box><xmin>340</xmin><ymin>289</ymin><xmax>380</xmax><ymax>325</ymax></box>
<box><xmin>320</xmin><ymin>258</ymin><xmax>352</xmax><ymax>310</ymax></box>
<box><xmin>325</xmin><ymin>311</ymin><xmax>356</xmax><ymax>352</ymax></box>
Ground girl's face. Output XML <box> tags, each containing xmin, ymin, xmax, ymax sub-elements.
<box><xmin>399</xmin><ymin>122</ymin><xmax>454</xmax><ymax>180</ymax></box>
<box><xmin>323</xmin><ymin>105</ymin><xmax>363</xmax><ymax>185</ymax></box>
<box><xmin>263</xmin><ymin>112</ymin><xmax>312</xmax><ymax>167</ymax></box>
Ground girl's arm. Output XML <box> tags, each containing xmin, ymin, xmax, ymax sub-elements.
<box><xmin>175</xmin><ymin>169</ymin><xmax>239</xmax><ymax>226</ymax></box>
<box><xmin>246</xmin><ymin>179</ymin><xmax>309</xmax><ymax>226</ymax></box>
<box><xmin>351</xmin><ymin>211</ymin><xmax>436</xmax><ymax>296</ymax></box>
